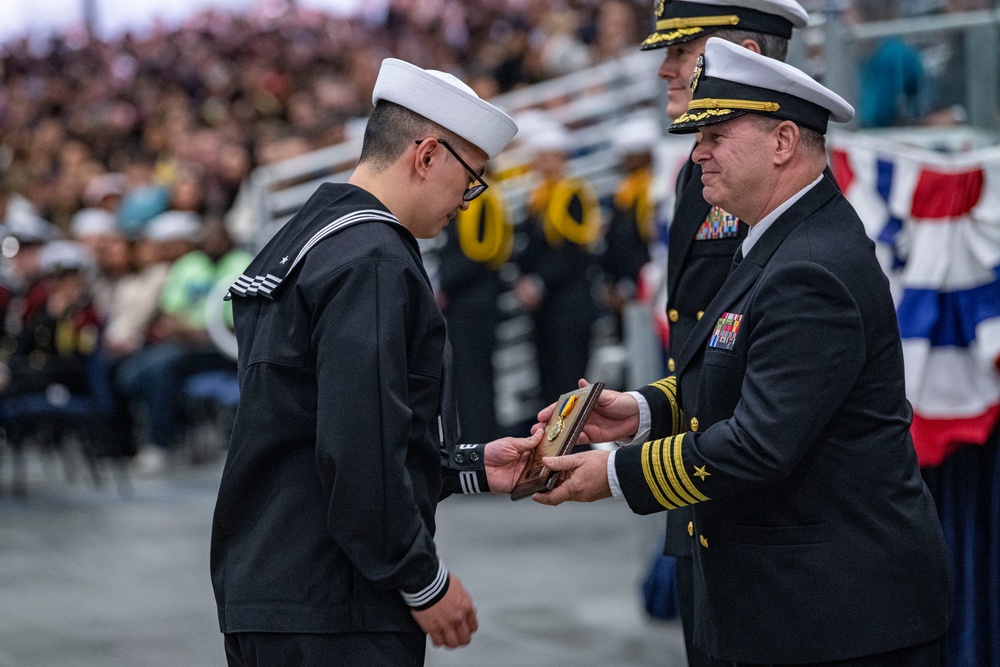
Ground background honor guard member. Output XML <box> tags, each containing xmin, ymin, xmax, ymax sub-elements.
<box><xmin>513</xmin><ymin>117</ymin><xmax>602</xmax><ymax>406</ymax></box>
<box><xmin>436</xmin><ymin>171</ymin><xmax>513</xmax><ymax>443</ymax></box>
<box><xmin>534</xmin><ymin>38</ymin><xmax>951</xmax><ymax>667</ymax></box>
<box><xmin>211</xmin><ymin>58</ymin><xmax>541</xmax><ymax>667</ymax></box>
<box><xmin>599</xmin><ymin>114</ymin><xmax>658</xmax><ymax>329</ymax></box>
<box><xmin>639</xmin><ymin>2</ymin><xmax>810</xmax><ymax>665</ymax></box>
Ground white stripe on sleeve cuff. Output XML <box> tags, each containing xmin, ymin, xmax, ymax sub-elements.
<box><xmin>400</xmin><ymin>560</ymin><xmax>449</xmax><ymax>608</ymax></box>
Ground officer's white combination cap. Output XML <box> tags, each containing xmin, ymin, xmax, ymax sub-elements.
<box><xmin>641</xmin><ymin>0</ymin><xmax>808</xmax><ymax>50</ymax></box>
<box><xmin>669</xmin><ymin>37</ymin><xmax>853</xmax><ymax>135</ymax></box>
<box><xmin>372</xmin><ymin>58</ymin><xmax>518</xmax><ymax>160</ymax></box>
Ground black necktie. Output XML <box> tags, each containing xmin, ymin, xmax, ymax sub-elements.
<box><xmin>729</xmin><ymin>245</ymin><xmax>744</xmax><ymax>275</ymax></box>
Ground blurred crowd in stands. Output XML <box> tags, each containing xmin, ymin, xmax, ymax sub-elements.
<box><xmin>0</xmin><ymin>0</ymin><xmax>993</xmax><ymax>486</ymax></box>
<box><xmin>0</xmin><ymin>0</ymin><xmax>649</xmax><ymax>232</ymax></box>
<box><xmin>0</xmin><ymin>0</ymin><xmax>653</xmax><ymax>482</ymax></box>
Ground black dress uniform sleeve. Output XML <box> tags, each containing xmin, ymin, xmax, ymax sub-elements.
<box><xmin>440</xmin><ymin>443</ymin><xmax>490</xmax><ymax>496</ymax></box>
<box><xmin>636</xmin><ymin>376</ymin><xmax>684</xmax><ymax>441</ymax></box>
<box><xmin>617</xmin><ymin>261</ymin><xmax>865</xmax><ymax>514</ymax></box>
<box><xmin>310</xmin><ymin>254</ymin><xmax>450</xmax><ymax>609</ymax></box>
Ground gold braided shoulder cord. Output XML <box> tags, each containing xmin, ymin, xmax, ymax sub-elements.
<box><xmin>544</xmin><ymin>179</ymin><xmax>601</xmax><ymax>247</ymax></box>
<box><xmin>457</xmin><ymin>190</ymin><xmax>511</xmax><ymax>266</ymax></box>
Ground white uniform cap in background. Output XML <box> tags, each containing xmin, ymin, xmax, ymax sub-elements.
<box><xmin>39</xmin><ymin>240</ymin><xmax>95</xmax><ymax>275</ymax></box>
<box><xmin>71</xmin><ymin>208</ymin><xmax>119</xmax><ymax>239</ymax></box>
<box><xmin>669</xmin><ymin>37</ymin><xmax>853</xmax><ymax>134</ymax></box>
<box><xmin>511</xmin><ymin>110</ymin><xmax>557</xmax><ymax>144</ymax></box>
<box><xmin>516</xmin><ymin>113</ymin><xmax>571</xmax><ymax>155</ymax></box>
<box><xmin>532</xmin><ymin>125</ymin><xmax>572</xmax><ymax>154</ymax></box>
<box><xmin>143</xmin><ymin>210</ymin><xmax>202</xmax><ymax>242</ymax></box>
<box><xmin>613</xmin><ymin>113</ymin><xmax>662</xmax><ymax>155</ymax></box>
<box><xmin>372</xmin><ymin>58</ymin><xmax>518</xmax><ymax>159</ymax></box>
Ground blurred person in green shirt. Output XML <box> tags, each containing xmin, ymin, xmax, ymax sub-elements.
<box><xmin>116</xmin><ymin>214</ymin><xmax>250</xmax><ymax>474</ymax></box>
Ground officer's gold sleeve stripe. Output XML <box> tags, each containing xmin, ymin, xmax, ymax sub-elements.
<box><xmin>641</xmin><ymin>440</ymin><xmax>677</xmax><ymax>510</ymax></box>
<box><xmin>662</xmin><ymin>435</ymin><xmax>699</xmax><ymax>506</ymax></box>
<box><xmin>650</xmin><ymin>377</ymin><xmax>677</xmax><ymax>397</ymax></box>
<box><xmin>649</xmin><ymin>377</ymin><xmax>683</xmax><ymax>436</ymax></box>
<box><xmin>651</xmin><ymin>439</ymin><xmax>689</xmax><ymax>508</ymax></box>
<box><xmin>672</xmin><ymin>434</ymin><xmax>710</xmax><ymax>502</ymax></box>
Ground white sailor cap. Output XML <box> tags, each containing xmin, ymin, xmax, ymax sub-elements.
<box><xmin>372</xmin><ymin>58</ymin><xmax>518</xmax><ymax>160</ymax></box>
<box><xmin>669</xmin><ymin>37</ymin><xmax>853</xmax><ymax>135</ymax></box>
<box><xmin>613</xmin><ymin>113</ymin><xmax>661</xmax><ymax>155</ymax></box>
<box><xmin>142</xmin><ymin>210</ymin><xmax>202</xmax><ymax>242</ymax></box>
<box><xmin>39</xmin><ymin>240</ymin><xmax>95</xmax><ymax>275</ymax></box>
<box><xmin>511</xmin><ymin>109</ymin><xmax>557</xmax><ymax>143</ymax></box>
<box><xmin>640</xmin><ymin>0</ymin><xmax>808</xmax><ymax>51</ymax></box>
<box><xmin>71</xmin><ymin>208</ymin><xmax>119</xmax><ymax>239</ymax></box>
<box><xmin>531</xmin><ymin>122</ymin><xmax>572</xmax><ymax>155</ymax></box>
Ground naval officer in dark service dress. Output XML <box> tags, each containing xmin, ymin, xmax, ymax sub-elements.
<box><xmin>211</xmin><ymin>58</ymin><xmax>540</xmax><ymax>666</ymax></box>
<box><xmin>639</xmin><ymin>1</ymin><xmax>810</xmax><ymax>664</ymax></box>
<box><xmin>534</xmin><ymin>38</ymin><xmax>951</xmax><ymax>666</ymax></box>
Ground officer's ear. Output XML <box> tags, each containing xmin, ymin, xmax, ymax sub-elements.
<box><xmin>739</xmin><ymin>39</ymin><xmax>763</xmax><ymax>55</ymax></box>
<box><xmin>772</xmin><ymin>121</ymin><xmax>800</xmax><ymax>166</ymax></box>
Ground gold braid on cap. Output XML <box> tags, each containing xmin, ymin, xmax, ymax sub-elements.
<box><xmin>655</xmin><ymin>15</ymin><xmax>740</xmax><ymax>30</ymax></box>
<box><xmin>642</xmin><ymin>27</ymin><xmax>704</xmax><ymax>47</ymax></box>
<box><xmin>672</xmin><ymin>99</ymin><xmax>781</xmax><ymax>126</ymax></box>
<box><xmin>688</xmin><ymin>99</ymin><xmax>781</xmax><ymax>112</ymax></box>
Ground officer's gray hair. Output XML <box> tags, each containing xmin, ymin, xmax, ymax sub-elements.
<box><xmin>712</xmin><ymin>29</ymin><xmax>789</xmax><ymax>61</ymax></box>
<box><xmin>746</xmin><ymin>115</ymin><xmax>827</xmax><ymax>155</ymax></box>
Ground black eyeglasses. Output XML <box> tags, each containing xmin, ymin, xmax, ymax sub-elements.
<box><xmin>415</xmin><ymin>139</ymin><xmax>489</xmax><ymax>201</ymax></box>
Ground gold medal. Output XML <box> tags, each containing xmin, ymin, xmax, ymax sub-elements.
<box><xmin>546</xmin><ymin>394</ymin><xmax>579</xmax><ymax>442</ymax></box>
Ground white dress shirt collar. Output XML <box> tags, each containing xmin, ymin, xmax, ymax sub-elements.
<box><xmin>741</xmin><ymin>173</ymin><xmax>823</xmax><ymax>257</ymax></box>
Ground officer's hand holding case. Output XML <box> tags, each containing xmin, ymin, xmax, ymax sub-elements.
<box><xmin>510</xmin><ymin>382</ymin><xmax>605</xmax><ymax>501</ymax></box>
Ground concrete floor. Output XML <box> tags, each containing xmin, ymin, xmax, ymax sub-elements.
<box><xmin>0</xmin><ymin>445</ymin><xmax>685</xmax><ymax>667</ymax></box>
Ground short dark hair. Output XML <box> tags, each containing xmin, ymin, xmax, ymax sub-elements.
<box><xmin>359</xmin><ymin>101</ymin><xmax>470</xmax><ymax>172</ymax></box>
<box><xmin>712</xmin><ymin>29</ymin><xmax>789</xmax><ymax>61</ymax></box>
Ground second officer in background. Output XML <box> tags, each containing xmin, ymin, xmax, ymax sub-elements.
<box><xmin>638</xmin><ymin>2</ymin><xmax>811</xmax><ymax>664</ymax></box>
<box><xmin>600</xmin><ymin>116</ymin><xmax>659</xmax><ymax>329</ymax></box>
